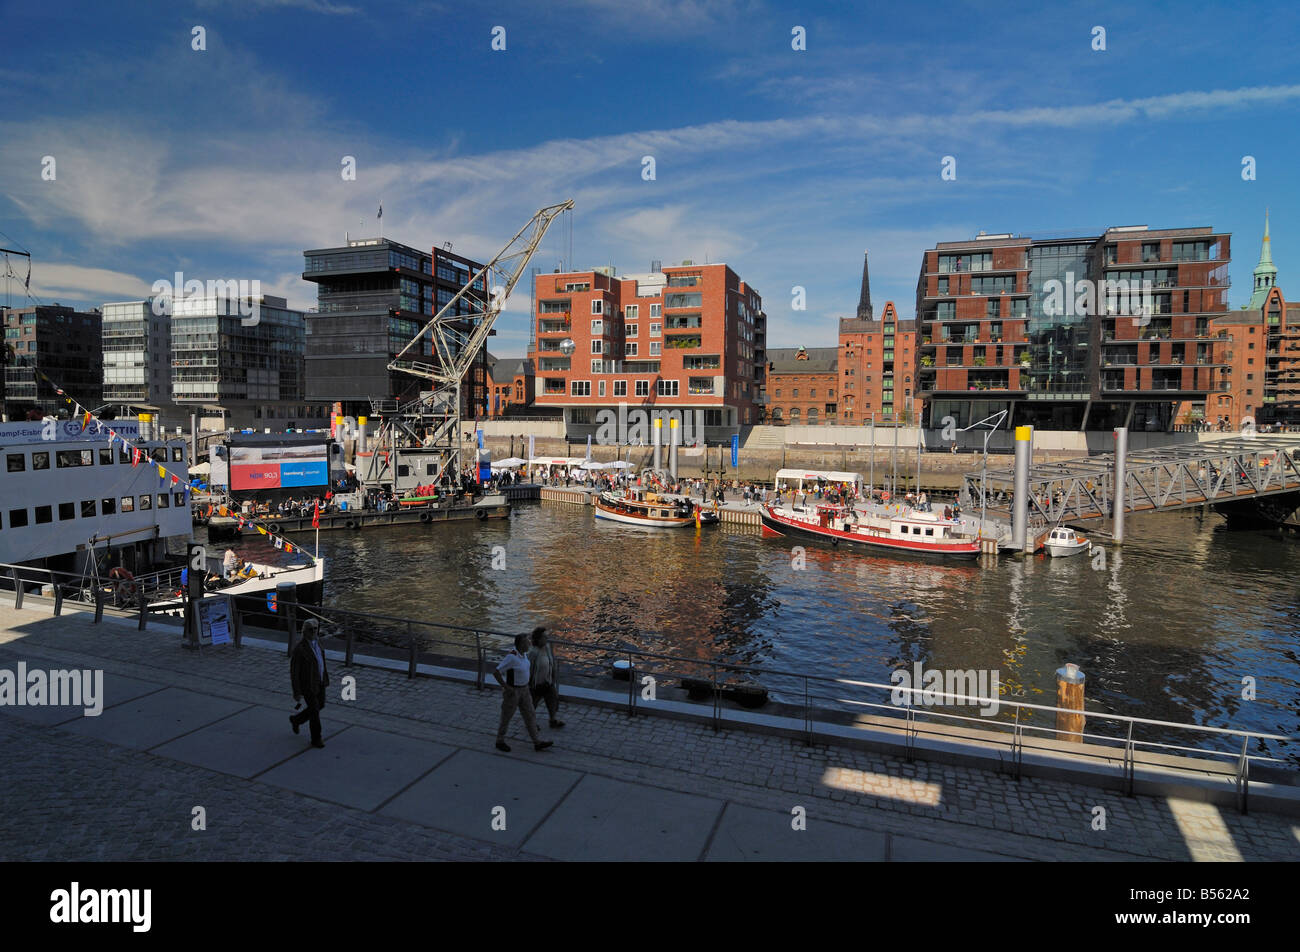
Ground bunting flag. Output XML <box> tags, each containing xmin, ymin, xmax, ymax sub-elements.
<box><xmin>273</xmin><ymin>536</ymin><xmax>284</xmax><ymax>550</ymax></box>
<box><xmin>82</xmin><ymin>410</ymin><xmax>92</xmax><ymax>428</ymax></box>
<box><xmin>284</xmin><ymin>542</ymin><xmax>294</xmax><ymax>553</ymax></box>
<box><xmin>171</xmin><ymin>474</ymin><xmax>180</xmax><ymax>485</ymax></box>
<box><xmin>312</xmin><ymin>501</ymin><xmax>320</xmax><ymax>529</ymax></box>
<box><xmin>257</xmin><ymin>526</ymin><xmax>268</xmax><ymax>536</ymax></box>
<box><xmin>131</xmin><ymin>447</ymin><xmax>141</xmax><ymax>467</ymax></box>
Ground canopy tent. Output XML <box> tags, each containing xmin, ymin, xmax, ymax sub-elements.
<box><xmin>189</xmin><ymin>461</ymin><xmax>212</xmax><ymax>476</ymax></box>
<box><xmin>774</xmin><ymin>469</ymin><xmax>864</xmax><ymax>492</ymax></box>
<box><xmin>528</xmin><ymin>457</ymin><xmax>589</xmax><ymax>467</ymax></box>
<box><xmin>603</xmin><ymin>460</ymin><xmax>634</xmax><ymax>470</ymax></box>
<box><xmin>491</xmin><ymin>457</ymin><xmax>529</xmax><ymax>469</ymax></box>
<box><xmin>579</xmin><ymin>460</ymin><xmax>608</xmax><ymax>470</ymax></box>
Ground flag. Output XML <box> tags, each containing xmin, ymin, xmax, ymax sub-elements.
<box><xmin>377</xmin><ymin>203</ymin><xmax>382</xmax><ymax>220</ymax></box>
<box><xmin>82</xmin><ymin>410</ymin><xmax>92</xmax><ymax>428</ymax></box>
<box><xmin>257</xmin><ymin>525</ymin><xmax>268</xmax><ymax>536</ymax></box>
<box><xmin>284</xmin><ymin>542</ymin><xmax>294</xmax><ymax>553</ymax></box>
<box><xmin>171</xmin><ymin>474</ymin><xmax>180</xmax><ymax>485</ymax></box>
<box><xmin>131</xmin><ymin>447</ymin><xmax>141</xmax><ymax>467</ymax></box>
<box><xmin>274</xmin><ymin>536</ymin><xmax>283</xmax><ymax>550</ymax></box>
<box><xmin>312</xmin><ymin>501</ymin><xmax>320</xmax><ymax>529</ymax></box>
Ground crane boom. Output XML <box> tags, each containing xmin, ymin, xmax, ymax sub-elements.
<box><xmin>388</xmin><ymin>199</ymin><xmax>573</xmax><ymax>385</ymax></box>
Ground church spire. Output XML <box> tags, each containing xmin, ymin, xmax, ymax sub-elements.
<box><xmin>856</xmin><ymin>250</ymin><xmax>873</xmax><ymax>320</ymax></box>
<box><xmin>1249</xmin><ymin>208</ymin><xmax>1278</xmax><ymax>309</ymax></box>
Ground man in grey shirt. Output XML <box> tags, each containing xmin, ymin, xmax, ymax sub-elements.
<box><xmin>494</xmin><ymin>633</ymin><xmax>553</xmax><ymax>753</ymax></box>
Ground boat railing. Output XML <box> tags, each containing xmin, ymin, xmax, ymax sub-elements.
<box><xmin>13</xmin><ymin>574</ymin><xmax>1294</xmax><ymax>811</ymax></box>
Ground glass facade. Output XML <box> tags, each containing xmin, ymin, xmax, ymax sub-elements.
<box><xmin>1025</xmin><ymin>242</ymin><xmax>1092</xmax><ymax>400</ymax></box>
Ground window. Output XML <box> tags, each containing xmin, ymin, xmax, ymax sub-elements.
<box><xmin>32</xmin><ymin>452</ymin><xmax>49</xmax><ymax>470</ymax></box>
<box><xmin>158</xmin><ymin>494</ymin><xmax>170</xmax><ymax>508</ymax></box>
<box><xmin>6</xmin><ymin>454</ymin><xmax>24</xmax><ymax>473</ymax></box>
<box><xmin>649</xmin><ymin>322</ymin><xmax>661</xmax><ymax>337</ymax></box>
<box><xmin>809</xmin><ymin>388</ymin><xmax>816</xmax><ymax>397</ymax></box>
<box><xmin>591</xmin><ymin>339</ymin><xmax>603</xmax><ymax>354</ymax></box>
<box><xmin>139</xmin><ymin>494</ymin><xmax>152</xmax><ymax>511</ymax></box>
<box><xmin>120</xmin><ymin>496</ymin><xmax>135</xmax><ymax>513</ymax></box>
<box><xmin>614</xmin><ymin>380</ymin><xmax>627</xmax><ymax>397</ymax></box>
<box><xmin>649</xmin><ymin>304</ymin><xmax>661</xmax><ymax>318</ymax></box>
<box><xmin>625</xmin><ymin>341</ymin><xmax>638</xmax><ymax>356</ymax></box>
<box><xmin>775</xmin><ymin>389</ymin><xmax>782</xmax><ymax>397</ymax></box>
<box><xmin>624</xmin><ymin>305</ymin><xmax>638</xmax><ymax>319</ymax></box>
<box><xmin>591</xmin><ymin>319</ymin><xmax>604</xmax><ymax>334</ymax></box>
<box><xmin>35</xmin><ymin>505</ymin><xmax>53</xmax><ymax>524</ymax></box>
<box><xmin>57</xmin><ymin>449</ymin><xmax>94</xmax><ymax>468</ymax></box>
<box><xmin>151</xmin><ymin>447</ymin><xmax>166</xmax><ymax>462</ymax></box>
<box><xmin>571</xmin><ymin>380</ymin><xmax>591</xmax><ymax>396</ymax></box>
<box><xmin>58</xmin><ymin>502</ymin><xmax>75</xmax><ymax>521</ymax></box>
<box><xmin>8</xmin><ymin>509</ymin><xmax>28</xmax><ymax>528</ymax></box>
<box><xmin>119</xmin><ymin>446</ymin><xmax>131</xmax><ymax>464</ymax></box>
<box><xmin>591</xmin><ymin>299</ymin><xmax>604</xmax><ymax>315</ymax></box>
<box><xmin>101</xmin><ymin>497</ymin><xmax>116</xmax><ymax>515</ymax></box>
<box><xmin>98</xmin><ymin>448</ymin><xmax>114</xmax><ymax>465</ymax></box>
<box><xmin>174</xmin><ymin>492</ymin><xmax>186</xmax><ymax>507</ymax></box>
<box><xmin>625</xmin><ymin>323</ymin><xmax>638</xmax><ymax>337</ymax></box>
<box><xmin>649</xmin><ymin>341</ymin><xmax>661</xmax><ymax>356</ymax></box>
<box><xmin>81</xmin><ymin>500</ymin><xmax>96</xmax><ymax>518</ymax></box>
<box><xmin>172</xmin><ymin>447</ymin><xmax>184</xmax><ymax>462</ymax></box>
<box><xmin>793</xmin><ymin>388</ymin><xmax>799</xmax><ymax>397</ymax></box>
<box><xmin>657</xmin><ymin>380</ymin><xmax>679</xmax><ymax>396</ymax></box>
<box><xmin>635</xmin><ymin>380</ymin><xmax>650</xmax><ymax>397</ymax></box>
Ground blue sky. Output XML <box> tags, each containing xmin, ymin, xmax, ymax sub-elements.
<box><xmin>1</xmin><ymin>0</ymin><xmax>1297</xmax><ymax>357</ymax></box>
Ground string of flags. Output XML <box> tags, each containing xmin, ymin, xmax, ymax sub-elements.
<box><xmin>35</xmin><ymin>369</ymin><xmax>316</xmax><ymax>562</ymax></box>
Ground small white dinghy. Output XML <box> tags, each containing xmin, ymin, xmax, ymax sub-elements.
<box><xmin>1045</xmin><ymin>526</ymin><xmax>1091</xmax><ymax>558</ymax></box>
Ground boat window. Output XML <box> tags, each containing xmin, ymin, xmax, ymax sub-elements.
<box><xmin>9</xmin><ymin>509</ymin><xmax>28</xmax><ymax>528</ymax></box>
<box><xmin>35</xmin><ymin>505</ymin><xmax>52</xmax><ymax>524</ymax></box>
<box><xmin>101</xmin><ymin>498</ymin><xmax>116</xmax><ymax>515</ymax></box>
<box><xmin>56</xmin><ymin>449</ymin><xmax>94</xmax><ymax>468</ymax></box>
<box><xmin>426</xmin><ymin>464</ymin><xmax>436</xmax><ymax>475</ymax></box>
<box><xmin>58</xmin><ymin>502</ymin><xmax>75</xmax><ymax>521</ymax></box>
<box><xmin>172</xmin><ymin>447</ymin><xmax>184</xmax><ymax>462</ymax></box>
<box><xmin>397</xmin><ymin>465</ymin><xmax>410</xmax><ymax>477</ymax></box>
<box><xmin>32</xmin><ymin>452</ymin><xmax>49</xmax><ymax>470</ymax></box>
<box><xmin>174</xmin><ymin>492</ymin><xmax>186</xmax><ymax>507</ymax></box>
<box><xmin>120</xmin><ymin>496</ymin><xmax>135</xmax><ymax>513</ymax></box>
<box><xmin>81</xmin><ymin>500</ymin><xmax>96</xmax><ymax>518</ymax></box>
<box><xmin>157</xmin><ymin>494</ymin><xmax>170</xmax><ymax>509</ymax></box>
<box><xmin>925</xmin><ymin>528</ymin><xmax>934</xmax><ymax>536</ymax></box>
<box><xmin>99</xmin><ymin>448</ymin><xmax>114</xmax><ymax>465</ymax></box>
<box><xmin>119</xmin><ymin>447</ymin><xmax>131</xmax><ymax>464</ymax></box>
<box><xmin>151</xmin><ymin>447</ymin><xmax>167</xmax><ymax>463</ymax></box>
<box><xmin>6</xmin><ymin>454</ymin><xmax>24</xmax><ymax>473</ymax></box>
<box><xmin>139</xmin><ymin>494</ymin><xmax>152</xmax><ymax>511</ymax></box>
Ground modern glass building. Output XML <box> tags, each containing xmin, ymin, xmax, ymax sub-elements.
<box><xmin>1</xmin><ymin>305</ymin><xmax>102</xmax><ymax>419</ymax></box>
<box><xmin>302</xmin><ymin>237</ymin><xmax>489</xmax><ymax>417</ymax></box>
<box><xmin>101</xmin><ymin>299</ymin><xmax>176</xmax><ymax>425</ymax></box>
<box><xmin>916</xmin><ymin>226</ymin><xmax>1231</xmax><ymax>431</ymax></box>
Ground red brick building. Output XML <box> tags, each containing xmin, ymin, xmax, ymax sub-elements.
<box><xmin>765</xmin><ymin>347</ymin><xmax>838</xmax><ymax>425</ymax></box>
<box><xmin>839</xmin><ymin>301</ymin><xmax>919</xmax><ymax>423</ymax></box>
<box><xmin>529</xmin><ymin>262</ymin><xmax>765</xmax><ymax>441</ymax></box>
<box><xmin>485</xmin><ymin>354</ymin><xmax>535</xmax><ymax>419</ymax></box>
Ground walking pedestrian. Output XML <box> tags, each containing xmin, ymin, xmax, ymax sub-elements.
<box><xmin>528</xmin><ymin>627</ymin><xmax>565</xmax><ymax>729</ymax></box>
<box><xmin>493</xmin><ymin>634</ymin><xmax>553</xmax><ymax>753</ymax></box>
<box><xmin>289</xmin><ymin>620</ymin><xmax>328</xmax><ymax>749</ymax></box>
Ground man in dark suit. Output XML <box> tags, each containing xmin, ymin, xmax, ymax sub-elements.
<box><xmin>290</xmin><ymin>619</ymin><xmax>329</xmax><ymax>748</ymax></box>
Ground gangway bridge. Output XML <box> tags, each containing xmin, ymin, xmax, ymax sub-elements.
<box><xmin>961</xmin><ymin>429</ymin><xmax>1300</xmax><ymax>550</ymax></box>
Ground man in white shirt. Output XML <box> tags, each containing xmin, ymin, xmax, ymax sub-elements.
<box><xmin>493</xmin><ymin>634</ymin><xmax>553</xmax><ymax>753</ymax></box>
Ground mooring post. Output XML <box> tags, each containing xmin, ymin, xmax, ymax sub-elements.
<box><xmin>669</xmin><ymin>415</ymin><xmax>679</xmax><ymax>479</ymax></box>
<box><xmin>1113</xmin><ymin>426</ymin><xmax>1128</xmax><ymax>544</ymax></box>
<box><xmin>1055</xmin><ymin>663</ymin><xmax>1086</xmax><ymax>742</ymax></box>
<box><xmin>652</xmin><ymin>415</ymin><xmax>662</xmax><ymax>473</ymax></box>
<box><xmin>1011</xmin><ymin>425</ymin><xmax>1032</xmax><ymax>551</ymax></box>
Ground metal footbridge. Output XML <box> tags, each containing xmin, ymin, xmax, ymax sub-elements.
<box><xmin>961</xmin><ymin>429</ymin><xmax>1300</xmax><ymax>548</ymax></box>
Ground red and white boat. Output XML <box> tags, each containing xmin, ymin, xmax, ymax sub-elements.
<box><xmin>594</xmin><ymin>489</ymin><xmax>702</xmax><ymax>528</ymax></box>
<box><xmin>760</xmin><ymin>501</ymin><xmax>980</xmax><ymax>560</ymax></box>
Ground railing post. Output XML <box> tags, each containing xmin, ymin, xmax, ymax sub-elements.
<box><xmin>231</xmin><ymin>600</ymin><xmax>243</xmax><ymax>649</ymax></box>
<box><xmin>627</xmin><ymin>651</ymin><xmax>636</xmax><ymax>717</ymax></box>
<box><xmin>1124</xmin><ymin>720</ymin><xmax>1135</xmax><ymax>797</ymax></box>
<box><xmin>1236</xmin><ymin>737</ymin><xmax>1250</xmax><ymax>815</ymax></box>
<box><xmin>137</xmin><ymin>587</ymin><xmax>147</xmax><ymax>630</ymax></box>
<box><xmin>407</xmin><ymin>621</ymin><xmax>418</xmax><ymax>679</ymax></box>
<box><xmin>803</xmin><ymin>675</ymin><xmax>812</xmax><ymax>746</ymax></box>
<box><xmin>1012</xmin><ymin>706</ymin><xmax>1022</xmax><ymax>780</ymax></box>
<box><xmin>93</xmin><ymin>585</ymin><xmax>104</xmax><ymax>624</ymax></box>
<box><xmin>13</xmin><ymin>568</ymin><xmax>23</xmax><ymax>610</ymax></box>
<box><xmin>711</xmin><ymin>663</ymin><xmax>719</xmax><ymax>732</ymax></box>
<box><xmin>474</xmin><ymin>632</ymin><xmax>484</xmax><ymax>690</ymax></box>
<box><xmin>345</xmin><ymin>627</ymin><xmax>355</xmax><ymax>667</ymax></box>
<box><xmin>53</xmin><ymin>583</ymin><xmax>63</xmax><ymax>617</ymax></box>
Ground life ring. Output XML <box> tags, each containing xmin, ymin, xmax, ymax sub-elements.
<box><xmin>270</xmin><ymin>524</ymin><xmax>282</xmax><ymax>536</ymax></box>
<box><xmin>420</xmin><ymin>512</ymin><xmax>432</xmax><ymax>524</ymax></box>
<box><xmin>475</xmin><ymin>508</ymin><xmax>487</xmax><ymax>521</ymax></box>
<box><xmin>345</xmin><ymin>519</ymin><xmax>358</xmax><ymax>530</ymax></box>
<box><xmin>108</xmin><ymin>567</ymin><xmax>136</xmax><ymax>601</ymax></box>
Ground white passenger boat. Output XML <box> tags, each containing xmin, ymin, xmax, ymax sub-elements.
<box><xmin>1045</xmin><ymin>527</ymin><xmax>1091</xmax><ymax>558</ymax></box>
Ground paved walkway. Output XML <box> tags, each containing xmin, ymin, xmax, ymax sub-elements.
<box><xmin>1</xmin><ymin>602</ymin><xmax>1297</xmax><ymax>861</ymax></box>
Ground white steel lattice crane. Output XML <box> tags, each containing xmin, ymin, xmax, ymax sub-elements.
<box><xmin>379</xmin><ymin>199</ymin><xmax>573</xmax><ymax>488</ymax></box>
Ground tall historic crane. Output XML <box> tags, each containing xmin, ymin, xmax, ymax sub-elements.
<box><xmin>378</xmin><ymin>199</ymin><xmax>573</xmax><ymax>488</ymax></box>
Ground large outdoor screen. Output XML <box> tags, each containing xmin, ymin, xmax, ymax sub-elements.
<box><xmin>230</xmin><ymin>445</ymin><xmax>328</xmax><ymax>491</ymax></box>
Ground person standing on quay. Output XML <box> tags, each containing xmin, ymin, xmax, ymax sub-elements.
<box><xmin>528</xmin><ymin>627</ymin><xmax>565</xmax><ymax>729</ymax></box>
<box><xmin>289</xmin><ymin>620</ymin><xmax>329</xmax><ymax>749</ymax></box>
<box><xmin>494</xmin><ymin>634</ymin><xmax>553</xmax><ymax>753</ymax></box>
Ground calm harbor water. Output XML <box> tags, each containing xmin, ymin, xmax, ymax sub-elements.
<box><xmin>225</xmin><ymin>501</ymin><xmax>1300</xmax><ymax>759</ymax></box>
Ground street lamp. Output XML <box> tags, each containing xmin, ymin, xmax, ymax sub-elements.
<box><xmin>957</xmin><ymin>408</ymin><xmax>1009</xmax><ymax>541</ymax></box>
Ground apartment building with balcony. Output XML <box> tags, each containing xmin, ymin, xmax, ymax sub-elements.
<box><xmin>529</xmin><ymin>261</ymin><xmax>765</xmax><ymax>441</ymax></box>
<box><xmin>915</xmin><ymin>226</ymin><xmax>1231</xmax><ymax>431</ymax></box>
<box><xmin>302</xmin><ymin>237</ymin><xmax>489</xmax><ymax>418</ymax></box>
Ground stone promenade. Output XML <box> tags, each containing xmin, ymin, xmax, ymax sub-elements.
<box><xmin>1</xmin><ymin>602</ymin><xmax>1296</xmax><ymax>862</ymax></box>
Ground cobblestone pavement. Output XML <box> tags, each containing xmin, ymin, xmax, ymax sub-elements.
<box><xmin>2</xmin><ymin>602</ymin><xmax>1297</xmax><ymax>862</ymax></box>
